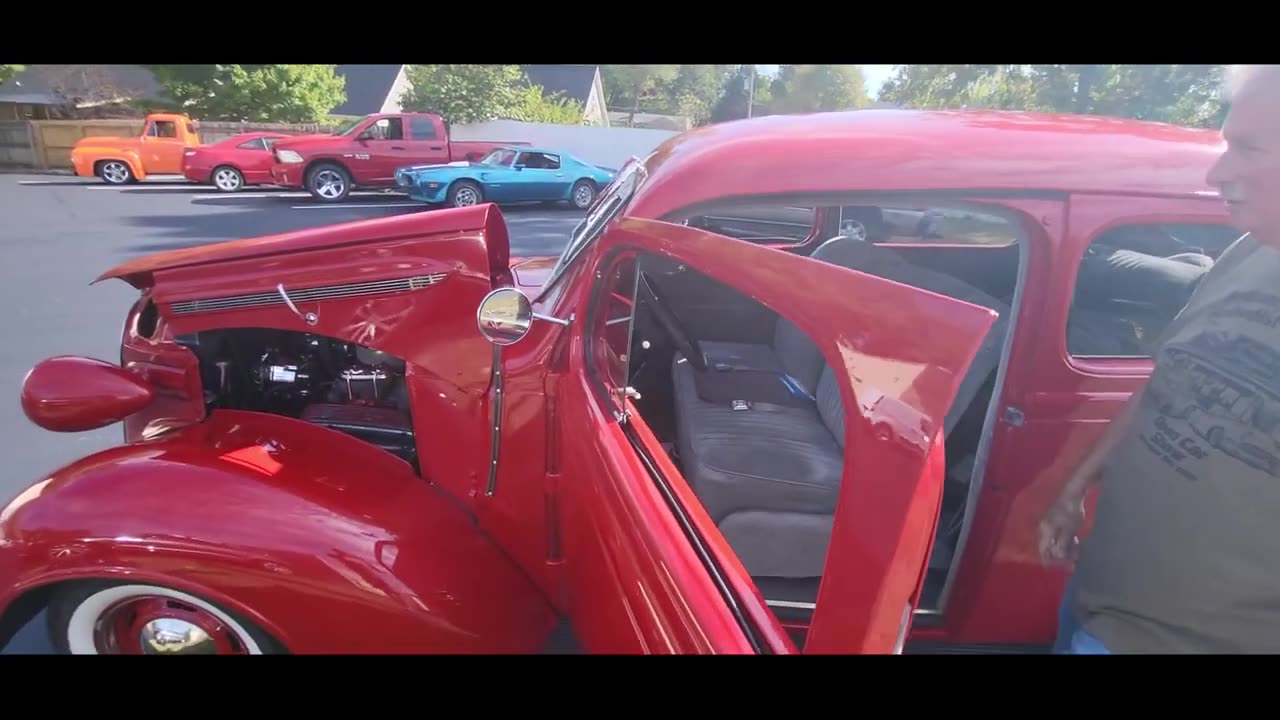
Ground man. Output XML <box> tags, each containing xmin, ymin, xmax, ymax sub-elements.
<box><xmin>1040</xmin><ymin>64</ymin><xmax>1280</xmax><ymax>653</ymax></box>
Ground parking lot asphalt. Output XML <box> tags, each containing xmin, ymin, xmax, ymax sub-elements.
<box><xmin>0</xmin><ymin>173</ymin><xmax>586</xmax><ymax>653</ymax></box>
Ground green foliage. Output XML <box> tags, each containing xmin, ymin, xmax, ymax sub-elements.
<box><xmin>401</xmin><ymin>65</ymin><xmax>526</xmax><ymax>124</ymax></box>
<box><xmin>607</xmin><ymin>64</ymin><xmax>868</xmax><ymax>126</ymax></box>
<box><xmin>0</xmin><ymin>65</ymin><xmax>23</xmax><ymax>85</ymax></box>
<box><xmin>510</xmin><ymin>84</ymin><xmax>585</xmax><ymax>124</ymax></box>
<box><xmin>769</xmin><ymin>65</ymin><xmax>868</xmax><ymax>114</ymax></box>
<box><xmin>879</xmin><ymin>64</ymin><xmax>1228</xmax><ymax>128</ymax></box>
<box><xmin>143</xmin><ymin>65</ymin><xmax>346</xmax><ymax>122</ymax></box>
<box><xmin>710</xmin><ymin>65</ymin><xmax>773</xmax><ymax>123</ymax></box>
<box><xmin>400</xmin><ymin>65</ymin><xmax>589</xmax><ymax>125</ymax></box>
<box><xmin>655</xmin><ymin>64</ymin><xmax>735</xmax><ymax>125</ymax></box>
<box><xmin>600</xmin><ymin>65</ymin><xmax>681</xmax><ymax>122</ymax></box>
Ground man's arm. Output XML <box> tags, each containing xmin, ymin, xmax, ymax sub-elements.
<box><xmin>1061</xmin><ymin>384</ymin><xmax>1144</xmax><ymax>499</ymax></box>
<box><xmin>1038</xmin><ymin>384</ymin><xmax>1145</xmax><ymax>564</ymax></box>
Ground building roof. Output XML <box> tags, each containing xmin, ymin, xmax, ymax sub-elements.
<box><xmin>0</xmin><ymin>65</ymin><xmax>163</xmax><ymax>105</ymax></box>
<box><xmin>331</xmin><ymin>65</ymin><xmax>403</xmax><ymax>116</ymax></box>
<box><xmin>520</xmin><ymin>65</ymin><xmax>598</xmax><ymax>105</ymax></box>
<box><xmin>628</xmin><ymin>108</ymin><xmax>1227</xmax><ymax>219</ymax></box>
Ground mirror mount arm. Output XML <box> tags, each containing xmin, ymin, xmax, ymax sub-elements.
<box><xmin>533</xmin><ymin>312</ymin><xmax>572</xmax><ymax>326</ymax></box>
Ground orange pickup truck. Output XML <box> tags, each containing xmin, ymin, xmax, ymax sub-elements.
<box><xmin>70</xmin><ymin>113</ymin><xmax>200</xmax><ymax>184</ymax></box>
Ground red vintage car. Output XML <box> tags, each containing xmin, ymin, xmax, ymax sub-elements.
<box><xmin>0</xmin><ymin>109</ymin><xmax>1236</xmax><ymax>654</ymax></box>
<box><xmin>180</xmin><ymin>131</ymin><xmax>291</xmax><ymax>192</ymax></box>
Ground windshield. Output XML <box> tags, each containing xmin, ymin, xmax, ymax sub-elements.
<box><xmin>536</xmin><ymin>157</ymin><xmax>647</xmax><ymax>301</ymax></box>
<box><xmin>478</xmin><ymin>148</ymin><xmax>517</xmax><ymax>166</ymax></box>
<box><xmin>332</xmin><ymin>118</ymin><xmax>363</xmax><ymax>136</ymax></box>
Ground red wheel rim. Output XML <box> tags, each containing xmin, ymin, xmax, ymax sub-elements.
<box><xmin>92</xmin><ymin>595</ymin><xmax>250</xmax><ymax>654</ymax></box>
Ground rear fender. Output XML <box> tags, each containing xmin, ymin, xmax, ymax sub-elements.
<box><xmin>0</xmin><ymin>409</ymin><xmax>558</xmax><ymax>653</ymax></box>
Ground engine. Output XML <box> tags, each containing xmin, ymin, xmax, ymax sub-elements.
<box><xmin>177</xmin><ymin>328</ymin><xmax>418</xmax><ymax>468</ymax></box>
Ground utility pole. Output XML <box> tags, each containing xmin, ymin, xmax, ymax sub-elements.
<box><xmin>746</xmin><ymin>65</ymin><xmax>755</xmax><ymax>118</ymax></box>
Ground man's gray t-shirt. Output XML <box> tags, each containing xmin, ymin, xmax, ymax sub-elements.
<box><xmin>1071</xmin><ymin>233</ymin><xmax>1280</xmax><ymax>653</ymax></box>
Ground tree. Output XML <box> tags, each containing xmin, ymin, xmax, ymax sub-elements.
<box><xmin>400</xmin><ymin>65</ymin><xmax>587</xmax><ymax>125</ymax></box>
<box><xmin>653</xmin><ymin>64</ymin><xmax>735</xmax><ymax>126</ymax></box>
<box><xmin>144</xmin><ymin>65</ymin><xmax>346</xmax><ymax>122</ymax></box>
<box><xmin>878</xmin><ymin>64</ymin><xmax>1227</xmax><ymax>128</ymax></box>
<box><xmin>400</xmin><ymin>64</ymin><xmax>526</xmax><ymax>124</ymax></box>
<box><xmin>599</xmin><ymin>65</ymin><xmax>680</xmax><ymax>124</ymax></box>
<box><xmin>510</xmin><ymin>84</ymin><xmax>585</xmax><ymax>124</ymax></box>
<box><xmin>709</xmin><ymin>65</ymin><xmax>773</xmax><ymax>123</ymax></box>
<box><xmin>769</xmin><ymin>65</ymin><xmax>869</xmax><ymax>114</ymax></box>
<box><xmin>0</xmin><ymin>65</ymin><xmax>23</xmax><ymax>85</ymax></box>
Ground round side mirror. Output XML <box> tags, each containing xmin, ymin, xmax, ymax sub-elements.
<box><xmin>476</xmin><ymin>287</ymin><xmax>533</xmax><ymax>345</ymax></box>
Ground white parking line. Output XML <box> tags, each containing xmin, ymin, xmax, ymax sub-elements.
<box><xmin>290</xmin><ymin>203</ymin><xmax>422</xmax><ymax>210</ymax></box>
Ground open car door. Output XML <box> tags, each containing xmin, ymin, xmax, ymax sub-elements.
<box><xmin>548</xmin><ymin>216</ymin><xmax>998</xmax><ymax>654</ymax></box>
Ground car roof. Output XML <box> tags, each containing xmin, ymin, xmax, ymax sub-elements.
<box><xmin>626</xmin><ymin>108</ymin><xmax>1227</xmax><ymax>219</ymax></box>
<box><xmin>495</xmin><ymin>145</ymin><xmax>563</xmax><ymax>156</ymax></box>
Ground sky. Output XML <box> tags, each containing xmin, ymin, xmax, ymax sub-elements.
<box><xmin>757</xmin><ymin>64</ymin><xmax>897</xmax><ymax>98</ymax></box>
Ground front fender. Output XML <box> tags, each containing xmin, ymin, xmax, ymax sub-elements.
<box><xmin>71</xmin><ymin>146</ymin><xmax>146</xmax><ymax>180</ymax></box>
<box><xmin>0</xmin><ymin>410</ymin><xmax>558</xmax><ymax>653</ymax></box>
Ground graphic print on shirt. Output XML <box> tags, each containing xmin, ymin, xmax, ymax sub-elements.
<box><xmin>1142</xmin><ymin>290</ymin><xmax>1280</xmax><ymax>481</ymax></box>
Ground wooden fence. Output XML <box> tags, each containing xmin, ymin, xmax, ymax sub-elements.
<box><xmin>0</xmin><ymin>121</ymin><xmax>37</xmax><ymax>167</ymax></box>
<box><xmin>3</xmin><ymin>118</ymin><xmax>336</xmax><ymax>171</ymax></box>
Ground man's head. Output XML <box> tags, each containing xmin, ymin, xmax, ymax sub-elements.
<box><xmin>1207</xmin><ymin>65</ymin><xmax>1280</xmax><ymax>245</ymax></box>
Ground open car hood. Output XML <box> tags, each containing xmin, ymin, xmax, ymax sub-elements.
<box><xmin>94</xmin><ymin>203</ymin><xmax>512</xmax><ymax>292</ymax></box>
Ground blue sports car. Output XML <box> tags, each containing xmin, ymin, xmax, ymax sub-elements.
<box><xmin>393</xmin><ymin>146</ymin><xmax>616</xmax><ymax>210</ymax></box>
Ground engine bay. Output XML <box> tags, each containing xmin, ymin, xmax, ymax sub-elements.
<box><xmin>174</xmin><ymin>327</ymin><xmax>418</xmax><ymax>470</ymax></box>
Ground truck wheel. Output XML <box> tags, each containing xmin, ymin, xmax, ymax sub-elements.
<box><xmin>97</xmin><ymin>160</ymin><xmax>133</xmax><ymax>185</ymax></box>
<box><xmin>45</xmin><ymin>579</ymin><xmax>285</xmax><ymax>654</ymax></box>
<box><xmin>571</xmin><ymin>179</ymin><xmax>597</xmax><ymax>209</ymax></box>
<box><xmin>448</xmin><ymin>180</ymin><xmax>482</xmax><ymax>207</ymax></box>
<box><xmin>306</xmin><ymin>162</ymin><xmax>351</xmax><ymax>202</ymax></box>
<box><xmin>211</xmin><ymin>165</ymin><xmax>244</xmax><ymax>192</ymax></box>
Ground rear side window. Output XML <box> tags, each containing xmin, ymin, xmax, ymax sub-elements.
<box><xmin>1066</xmin><ymin>222</ymin><xmax>1242</xmax><ymax>358</ymax></box>
<box><xmin>409</xmin><ymin>116</ymin><xmax>437</xmax><ymax>140</ymax></box>
<box><xmin>236</xmin><ymin>137</ymin><xmax>267</xmax><ymax>150</ymax></box>
<box><xmin>683</xmin><ymin>205</ymin><xmax>816</xmax><ymax>245</ymax></box>
<box><xmin>840</xmin><ymin>204</ymin><xmax>1017</xmax><ymax>246</ymax></box>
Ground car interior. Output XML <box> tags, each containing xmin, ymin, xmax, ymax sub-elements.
<box><xmin>587</xmin><ymin>199</ymin><xmax>1025</xmax><ymax>636</ymax></box>
<box><xmin>593</xmin><ymin>197</ymin><xmax>1241</xmax><ymax>642</ymax></box>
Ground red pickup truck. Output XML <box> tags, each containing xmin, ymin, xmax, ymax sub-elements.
<box><xmin>269</xmin><ymin>111</ymin><xmax>527</xmax><ymax>202</ymax></box>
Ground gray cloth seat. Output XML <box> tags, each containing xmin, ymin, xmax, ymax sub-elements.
<box><xmin>672</xmin><ymin>235</ymin><xmax>1012</xmax><ymax>579</ymax></box>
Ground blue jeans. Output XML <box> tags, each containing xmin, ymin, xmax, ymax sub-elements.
<box><xmin>1053</xmin><ymin>576</ymin><xmax>1111</xmax><ymax>654</ymax></box>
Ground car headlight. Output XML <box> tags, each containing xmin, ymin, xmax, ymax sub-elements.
<box><xmin>276</xmin><ymin>150</ymin><xmax>304</xmax><ymax>164</ymax></box>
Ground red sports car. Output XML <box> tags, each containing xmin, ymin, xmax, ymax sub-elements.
<box><xmin>181</xmin><ymin>132</ymin><xmax>290</xmax><ymax>192</ymax></box>
<box><xmin>1</xmin><ymin>109</ymin><xmax>1236</xmax><ymax>654</ymax></box>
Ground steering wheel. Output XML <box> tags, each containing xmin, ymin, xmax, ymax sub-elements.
<box><xmin>638</xmin><ymin>271</ymin><xmax>707</xmax><ymax>371</ymax></box>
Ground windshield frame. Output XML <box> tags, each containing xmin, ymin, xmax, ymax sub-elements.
<box><xmin>533</xmin><ymin>156</ymin><xmax>648</xmax><ymax>304</ymax></box>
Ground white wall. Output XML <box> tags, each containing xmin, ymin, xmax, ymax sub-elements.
<box><xmin>449</xmin><ymin>119</ymin><xmax>679</xmax><ymax>169</ymax></box>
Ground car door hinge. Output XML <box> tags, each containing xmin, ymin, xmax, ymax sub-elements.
<box><xmin>1002</xmin><ymin>405</ymin><xmax>1025</xmax><ymax>427</ymax></box>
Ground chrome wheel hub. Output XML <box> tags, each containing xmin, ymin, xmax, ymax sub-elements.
<box><xmin>314</xmin><ymin>170</ymin><xmax>345</xmax><ymax>199</ymax></box>
<box><xmin>214</xmin><ymin>168</ymin><xmax>241</xmax><ymax>191</ymax></box>
<box><xmin>140</xmin><ymin>617</ymin><xmax>218</xmax><ymax>654</ymax></box>
<box><xmin>102</xmin><ymin>162</ymin><xmax>128</xmax><ymax>183</ymax></box>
